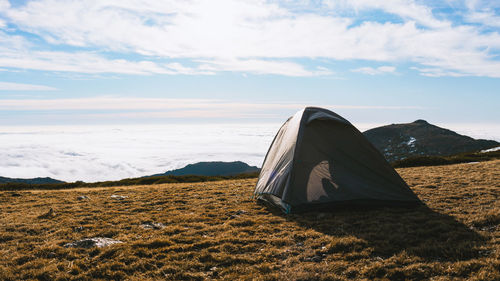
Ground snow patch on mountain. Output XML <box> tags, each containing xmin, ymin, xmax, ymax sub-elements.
<box><xmin>407</xmin><ymin>137</ymin><xmax>416</xmax><ymax>146</ymax></box>
<box><xmin>481</xmin><ymin>146</ymin><xmax>500</xmax><ymax>153</ymax></box>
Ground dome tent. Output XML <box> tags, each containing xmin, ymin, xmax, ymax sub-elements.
<box><xmin>254</xmin><ymin>107</ymin><xmax>421</xmax><ymax>213</ymax></box>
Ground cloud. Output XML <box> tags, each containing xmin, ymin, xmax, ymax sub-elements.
<box><xmin>0</xmin><ymin>81</ymin><xmax>57</xmax><ymax>91</ymax></box>
<box><xmin>351</xmin><ymin>65</ymin><xmax>396</xmax><ymax>75</ymax></box>
<box><xmin>464</xmin><ymin>0</ymin><xmax>500</xmax><ymax>27</ymax></box>
<box><xmin>198</xmin><ymin>59</ymin><xmax>334</xmax><ymax>77</ymax></box>
<box><xmin>466</xmin><ymin>10</ymin><xmax>500</xmax><ymax>27</ymax></box>
<box><xmin>410</xmin><ymin>66</ymin><xmax>466</xmax><ymax>77</ymax></box>
<box><xmin>324</xmin><ymin>0</ymin><xmax>448</xmax><ymax>28</ymax></box>
<box><xmin>0</xmin><ymin>0</ymin><xmax>9</xmax><ymax>11</ymax></box>
<box><xmin>0</xmin><ymin>29</ymin><xmax>328</xmax><ymax>76</ymax></box>
<box><xmin>0</xmin><ymin>33</ymin><xmax>210</xmax><ymax>75</ymax></box>
<box><xmin>0</xmin><ymin>97</ymin><xmax>423</xmax><ymax>111</ymax></box>
<box><xmin>1</xmin><ymin>121</ymin><xmax>498</xmax><ymax>182</ymax></box>
<box><xmin>0</xmin><ymin>0</ymin><xmax>499</xmax><ymax>77</ymax></box>
<box><xmin>0</xmin><ymin>123</ymin><xmax>280</xmax><ymax>181</ymax></box>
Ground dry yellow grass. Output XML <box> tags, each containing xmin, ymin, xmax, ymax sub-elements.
<box><xmin>0</xmin><ymin>160</ymin><xmax>498</xmax><ymax>280</ymax></box>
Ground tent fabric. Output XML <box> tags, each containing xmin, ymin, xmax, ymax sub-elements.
<box><xmin>254</xmin><ymin>107</ymin><xmax>421</xmax><ymax>213</ymax></box>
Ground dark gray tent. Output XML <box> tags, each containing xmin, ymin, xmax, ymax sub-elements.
<box><xmin>254</xmin><ymin>107</ymin><xmax>421</xmax><ymax>213</ymax></box>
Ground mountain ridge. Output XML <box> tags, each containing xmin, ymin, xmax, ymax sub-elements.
<box><xmin>363</xmin><ymin>120</ymin><xmax>499</xmax><ymax>162</ymax></box>
<box><xmin>0</xmin><ymin>176</ymin><xmax>64</xmax><ymax>185</ymax></box>
<box><xmin>152</xmin><ymin>161</ymin><xmax>260</xmax><ymax>177</ymax></box>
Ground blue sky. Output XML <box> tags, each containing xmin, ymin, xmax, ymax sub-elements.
<box><xmin>1</xmin><ymin>0</ymin><xmax>499</xmax><ymax>126</ymax></box>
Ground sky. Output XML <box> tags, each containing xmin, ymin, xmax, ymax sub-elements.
<box><xmin>0</xmin><ymin>0</ymin><xmax>499</xmax><ymax>126</ymax></box>
<box><xmin>1</xmin><ymin>1</ymin><xmax>500</xmax><ymax>181</ymax></box>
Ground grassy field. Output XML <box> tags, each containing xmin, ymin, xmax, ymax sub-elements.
<box><xmin>0</xmin><ymin>160</ymin><xmax>498</xmax><ymax>280</ymax></box>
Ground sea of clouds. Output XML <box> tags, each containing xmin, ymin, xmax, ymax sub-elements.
<box><xmin>0</xmin><ymin>124</ymin><xmax>281</xmax><ymax>182</ymax></box>
<box><xmin>1</xmin><ymin>123</ymin><xmax>499</xmax><ymax>182</ymax></box>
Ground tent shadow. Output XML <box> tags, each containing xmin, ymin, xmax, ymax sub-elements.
<box><xmin>264</xmin><ymin>203</ymin><xmax>487</xmax><ymax>261</ymax></box>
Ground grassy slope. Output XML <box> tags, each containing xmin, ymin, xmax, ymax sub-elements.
<box><xmin>392</xmin><ymin>150</ymin><xmax>500</xmax><ymax>168</ymax></box>
<box><xmin>0</xmin><ymin>173</ymin><xmax>261</xmax><ymax>191</ymax></box>
<box><xmin>0</xmin><ymin>161</ymin><xmax>498</xmax><ymax>280</ymax></box>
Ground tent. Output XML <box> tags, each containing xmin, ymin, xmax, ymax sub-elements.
<box><xmin>254</xmin><ymin>107</ymin><xmax>421</xmax><ymax>213</ymax></box>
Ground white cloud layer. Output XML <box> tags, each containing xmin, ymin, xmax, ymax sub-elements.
<box><xmin>1</xmin><ymin>122</ymin><xmax>499</xmax><ymax>182</ymax></box>
<box><xmin>0</xmin><ymin>0</ymin><xmax>499</xmax><ymax>77</ymax></box>
<box><xmin>0</xmin><ymin>124</ymin><xmax>281</xmax><ymax>182</ymax></box>
<box><xmin>351</xmin><ymin>66</ymin><xmax>396</xmax><ymax>75</ymax></box>
<box><xmin>0</xmin><ymin>81</ymin><xmax>57</xmax><ymax>90</ymax></box>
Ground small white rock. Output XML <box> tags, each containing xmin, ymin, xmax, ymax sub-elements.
<box><xmin>64</xmin><ymin>237</ymin><xmax>122</xmax><ymax>248</ymax></box>
<box><xmin>140</xmin><ymin>222</ymin><xmax>165</xmax><ymax>230</ymax></box>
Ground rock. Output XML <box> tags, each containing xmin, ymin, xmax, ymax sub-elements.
<box><xmin>209</xmin><ymin>266</ymin><xmax>218</xmax><ymax>277</ymax></box>
<box><xmin>228</xmin><ymin>210</ymin><xmax>247</xmax><ymax>219</ymax></box>
<box><xmin>10</xmin><ymin>192</ymin><xmax>21</xmax><ymax>197</ymax></box>
<box><xmin>311</xmin><ymin>255</ymin><xmax>322</xmax><ymax>262</ymax></box>
<box><xmin>110</xmin><ymin>194</ymin><xmax>127</xmax><ymax>200</ymax></box>
<box><xmin>47</xmin><ymin>252</ymin><xmax>56</xmax><ymax>258</ymax></box>
<box><xmin>140</xmin><ymin>222</ymin><xmax>165</xmax><ymax>230</ymax></box>
<box><xmin>74</xmin><ymin>226</ymin><xmax>85</xmax><ymax>232</ymax></box>
<box><xmin>64</xmin><ymin>237</ymin><xmax>122</xmax><ymax>248</ymax></box>
<box><xmin>235</xmin><ymin>210</ymin><xmax>247</xmax><ymax>215</ymax></box>
<box><xmin>303</xmin><ymin>255</ymin><xmax>323</xmax><ymax>262</ymax></box>
<box><xmin>479</xmin><ymin>249</ymin><xmax>492</xmax><ymax>256</ymax></box>
<box><xmin>77</xmin><ymin>195</ymin><xmax>90</xmax><ymax>200</ymax></box>
<box><xmin>38</xmin><ymin>208</ymin><xmax>56</xmax><ymax>219</ymax></box>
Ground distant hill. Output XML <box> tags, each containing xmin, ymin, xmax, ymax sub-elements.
<box><xmin>154</xmin><ymin>161</ymin><xmax>260</xmax><ymax>177</ymax></box>
<box><xmin>363</xmin><ymin>120</ymin><xmax>499</xmax><ymax>162</ymax></box>
<box><xmin>0</xmin><ymin>176</ymin><xmax>64</xmax><ymax>184</ymax></box>
<box><xmin>1</xmin><ymin>161</ymin><xmax>261</xmax><ymax>191</ymax></box>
